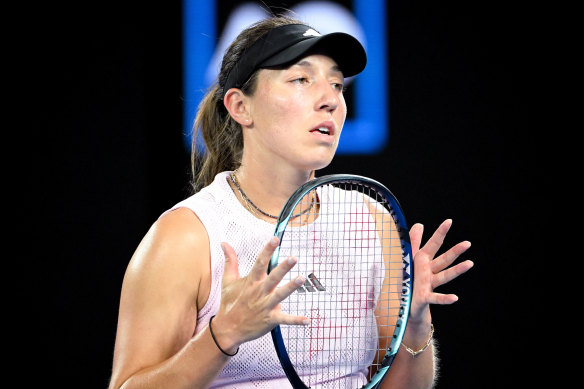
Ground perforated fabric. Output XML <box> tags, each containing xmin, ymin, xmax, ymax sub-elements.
<box><xmin>273</xmin><ymin>185</ymin><xmax>382</xmax><ymax>388</ymax></box>
<box><xmin>167</xmin><ymin>172</ymin><xmax>375</xmax><ymax>388</ymax></box>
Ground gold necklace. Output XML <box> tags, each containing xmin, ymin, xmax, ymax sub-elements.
<box><xmin>229</xmin><ymin>172</ymin><xmax>316</xmax><ymax>220</ymax></box>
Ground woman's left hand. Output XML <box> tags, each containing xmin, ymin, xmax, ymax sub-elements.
<box><xmin>408</xmin><ymin>219</ymin><xmax>474</xmax><ymax>323</ymax></box>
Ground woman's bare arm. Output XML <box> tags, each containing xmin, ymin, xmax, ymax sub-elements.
<box><xmin>108</xmin><ymin>208</ymin><xmax>232</xmax><ymax>388</ymax></box>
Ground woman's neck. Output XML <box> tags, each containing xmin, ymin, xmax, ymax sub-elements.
<box><xmin>231</xmin><ymin>160</ymin><xmax>314</xmax><ymax>221</ymax></box>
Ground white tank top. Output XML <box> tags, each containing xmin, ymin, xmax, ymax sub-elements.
<box><xmin>168</xmin><ymin>172</ymin><xmax>376</xmax><ymax>388</ymax></box>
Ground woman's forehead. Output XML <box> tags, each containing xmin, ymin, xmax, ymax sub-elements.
<box><xmin>266</xmin><ymin>54</ymin><xmax>343</xmax><ymax>76</ymax></box>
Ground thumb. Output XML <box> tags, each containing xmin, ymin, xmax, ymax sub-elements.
<box><xmin>221</xmin><ymin>242</ymin><xmax>240</xmax><ymax>284</ymax></box>
<box><xmin>409</xmin><ymin>223</ymin><xmax>424</xmax><ymax>257</ymax></box>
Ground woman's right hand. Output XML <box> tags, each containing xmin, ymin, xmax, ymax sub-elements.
<box><xmin>209</xmin><ymin>237</ymin><xmax>309</xmax><ymax>353</ymax></box>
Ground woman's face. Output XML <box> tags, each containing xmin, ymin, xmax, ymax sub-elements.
<box><xmin>245</xmin><ymin>54</ymin><xmax>347</xmax><ymax>172</ymax></box>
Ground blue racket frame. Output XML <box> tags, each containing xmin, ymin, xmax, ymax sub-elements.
<box><xmin>268</xmin><ymin>174</ymin><xmax>413</xmax><ymax>389</ymax></box>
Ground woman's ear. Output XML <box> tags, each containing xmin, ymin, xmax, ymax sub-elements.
<box><xmin>223</xmin><ymin>88</ymin><xmax>253</xmax><ymax>127</ymax></box>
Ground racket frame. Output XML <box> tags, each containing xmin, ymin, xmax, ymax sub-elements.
<box><xmin>268</xmin><ymin>174</ymin><xmax>413</xmax><ymax>389</ymax></box>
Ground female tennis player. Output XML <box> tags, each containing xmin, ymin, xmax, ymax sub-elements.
<box><xmin>108</xmin><ymin>16</ymin><xmax>473</xmax><ymax>389</ymax></box>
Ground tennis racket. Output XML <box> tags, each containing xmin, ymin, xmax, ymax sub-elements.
<box><xmin>268</xmin><ymin>174</ymin><xmax>413</xmax><ymax>389</ymax></box>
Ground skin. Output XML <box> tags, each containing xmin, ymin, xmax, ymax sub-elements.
<box><xmin>226</xmin><ymin>55</ymin><xmax>348</xmax><ymax>214</ymax></box>
<box><xmin>108</xmin><ymin>54</ymin><xmax>473</xmax><ymax>389</ymax></box>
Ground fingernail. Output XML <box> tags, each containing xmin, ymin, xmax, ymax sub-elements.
<box><xmin>287</xmin><ymin>257</ymin><xmax>297</xmax><ymax>265</ymax></box>
<box><xmin>302</xmin><ymin>318</ymin><xmax>310</xmax><ymax>325</ymax></box>
<box><xmin>295</xmin><ymin>276</ymin><xmax>305</xmax><ymax>285</ymax></box>
<box><xmin>270</xmin><ymin>236</ymin><xmax>279</xmax><ymax>246</ymax></box>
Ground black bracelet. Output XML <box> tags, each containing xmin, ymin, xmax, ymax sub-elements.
<box><xmin>208</xmin><ymin>315</ymin><xmax>239</xmax><ymax>357</ymax></box>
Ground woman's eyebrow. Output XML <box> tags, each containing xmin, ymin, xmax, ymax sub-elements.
<box><xmin>293</xmin><ymin>59</ymin><xmax>314</xmax><ymax>69</ymax></box>
<box><xmin>293</xmin><ymin>60</ymin><xmax>344</xmax><ymax>76</ymax></box>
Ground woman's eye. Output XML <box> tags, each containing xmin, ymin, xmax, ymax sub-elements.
<box><xmin>332</xmin><ymin>82</ymin><xmax>345</xmax><ymax>92</ymax></box>
<box><xmin>292</xmin><ymin>77</ymin><xmax>309</xmax><ymax>84</ymax></box>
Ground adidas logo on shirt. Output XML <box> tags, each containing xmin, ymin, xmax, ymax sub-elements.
<box><xmin>297</xmin><ymin>273</ymin><xmax>326</xmax><ymax>292</ymax></box>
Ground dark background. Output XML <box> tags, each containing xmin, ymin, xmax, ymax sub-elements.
<box><xmin>31</xmin><ymin>1</ymin><xmax>532</xmax><ymax>387</ymax></box>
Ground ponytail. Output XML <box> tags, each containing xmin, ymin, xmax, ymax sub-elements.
<box><xmin>190</xmin><ymin>84</ymin><xmax>242</xmax><ymax>193</ymax></box>
<box><xmin>189</xmin><ymin>16</ymin><xmax>303</xmax><ymax>193</ymax></box>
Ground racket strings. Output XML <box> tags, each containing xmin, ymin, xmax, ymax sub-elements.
<box><xmin>287</xmin><ymin>189</ymin><xmax>319</xmax><ymax>227</ymax></box>
<box><xmin>278</xmin><ymin>182</ymin><xmax>407</xmax><ymax>387</ymax></box>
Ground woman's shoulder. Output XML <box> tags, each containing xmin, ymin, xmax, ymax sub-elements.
<box><xmin>150</xmin><ymin>207</ymin><xmax>209</xmax><ymax>254</ymax></box>
<box><xmin>125</xmin><ymin>207</ymin><xmax>209</xmax><ymax>282</ymax></box>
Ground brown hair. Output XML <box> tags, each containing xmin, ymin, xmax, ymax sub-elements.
<box><xmin>190</xmin><ymin>16</ymin><xmax>303</xmax><ymax>193</ymax></box>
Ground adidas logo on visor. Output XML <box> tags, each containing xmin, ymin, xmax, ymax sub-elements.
<box><xmin>303</xmin><ymin>28</ymin><xmax>321</xmax><ymax>37</ymax></box>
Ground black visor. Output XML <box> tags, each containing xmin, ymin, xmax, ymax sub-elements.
<box><xmin>223</xmin><ymin>23</ymin><xmax>367</xmax><ymax>94</ymax></box>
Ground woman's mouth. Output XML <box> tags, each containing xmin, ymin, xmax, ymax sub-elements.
<box><xmin>310</xmin><ymin>122</ymin><xmax>335</xmax><ymax>136</ymax></box>
<box><xmin>310</xmin><ymin>127</ymin><xmax>331</xmax><ymax>135</ymax></box>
